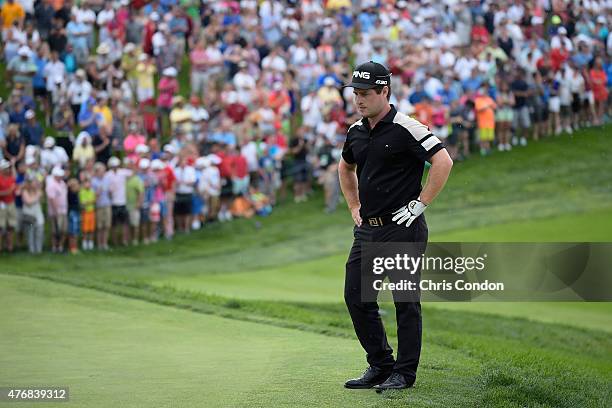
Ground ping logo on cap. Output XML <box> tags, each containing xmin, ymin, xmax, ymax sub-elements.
<box><xmin>353</xmin><ymin>71</ymin><xmax>371</xmax><ymax>79</ymax></box>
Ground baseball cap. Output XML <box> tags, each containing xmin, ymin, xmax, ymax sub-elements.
<box><xmin>195</xmin><ymin>157</ymin><xmax>210</xmax><ymax>168</ymax></box>
<box><xmin>108</xmin><ymin>156</ymin><xmax>120</xmax><ymax>167</ymax></box>
<box><xmin>0</xmin><ymin>159</ymin><xmax>10</xmax><ymax>170</ymax></box>
<box><xmin>162</xmin><ymin>67</ymin><xmax>177</xmax><ymax>77</ymax></box>
<box><xmin>151</xmin><ymin>159</ymin><xmax>165</xmax><ymax>170</ymax></box>
<box><xmin>44</xmin><ymin>136</ymin><xmax>55</xmax><ymax>148</ymax></box>
<box><xmin>135</xmin><ymin>144</ymin><xmax>150</xmax><ymax>154</ymax></box>
<box><xmin>51</xmin><ymin>166</ymin><xmax>65</xmax><ymax>177</ymax></box>
<box><xmin>18</xmin><ymin>46</ymin><xmax>30</xmax><ymax>57</ymax></box>
<box><xmin>139</xmin><ymin>158</ymin><xmax>151</xmax><ymax>169</ymax></box>
<box><xmin>343</xmin><ymin>61</ymin><xmax>391</xmax><ymax>90</ymax></box>
<box><xmin>163</xmin><ymin>144</ymin><xmax>177</xmax><ymax>154</ymax></box>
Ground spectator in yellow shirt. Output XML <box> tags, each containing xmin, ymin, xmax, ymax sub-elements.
<box><xmin>1</xmin><ymin>0</ymin><xmax>25</xmax><ymax>29</ymax></box>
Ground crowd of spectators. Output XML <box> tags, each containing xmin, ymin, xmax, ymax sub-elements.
<box><xmin>0</xmin><ymin>0</ymin><xmax>610</xmax><ymax>253</ymax></box>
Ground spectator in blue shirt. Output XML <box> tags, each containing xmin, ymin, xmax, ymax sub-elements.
<box><xmin>78</xmin><ymin>98</ymin><xmax>101</xmax><ymax>137</ymax></box>
<box><xmin>462</xmin><ymin>69</ymin><xmax>483</xmax><ymax>93</ymax></box>
<box><xmin>20</xmin><ymin>110</ymin><xmax>44</xmax><ymax>147</ymax></box>
<box><xmin>409</xmin><ymin>84</ymin><xmax>429</xmax><ymax>105</ymax></box>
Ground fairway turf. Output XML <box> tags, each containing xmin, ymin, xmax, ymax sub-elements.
<box><xmin>1</xmin><ymin>275</ymin><xmax>610</xmax><ymax>408</ymax></box>
<box><xmin>2</xmin><ymin>128</ymin><xmax>611</xmax><ymax>407</ymax></box>
<box><xmin>0</xmin><ymin>274</ymin><xmax>484</xmax><ymax>408</ymax></box>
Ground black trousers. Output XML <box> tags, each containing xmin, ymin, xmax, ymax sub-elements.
<box><xmin>344</xmin><ymin>215</ymin><xmax>428</xmax><ymax>378</ymax></box>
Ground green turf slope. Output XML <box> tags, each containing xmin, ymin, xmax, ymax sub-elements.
<box><xmin>0</xmin><ymin>274</ymin><xmax>484</xmax><ymax>408</ymax></box>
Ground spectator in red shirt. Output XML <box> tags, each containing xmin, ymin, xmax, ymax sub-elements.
<box><xmin>0</xmin><ymin>160</ymin><xmax>17</xmax><ymax>252</ymax></box>
<box><xmin>226</xmin><ymin>99</ymin><xmax>249</xmax><ymax>123</ymax></box>
<box><xmin>550</xmin><ymin>45</ymin><xmax>569</xmax><ymax>72</ymax></box>
<box><xmin>471</xmin><ymin>16</ymin><xmax>490</xmax><ymax>45</ymax></box>
<box><xmin>214</xmin><ymin>144</ymin><xmax>235</xmax><ymax>222</ymax></box>
<box><xmin>159</xmin><ymin>145</ymin><xmax>177</xmax><ymax>239</ymax></box>
<box><xmin>231</xmin><ymin>147</ymin><xmax>249</xmax><ymax>196</ymax></box>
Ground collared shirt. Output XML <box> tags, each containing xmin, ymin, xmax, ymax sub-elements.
<box><xmin>45</xmin><ymin>175</ymin><xmax>68</xmax><ymax>216</ymax></box>
<box><xmin>341</xmin><ymin>104</ymin><xmax>444</xmax><ymax>218</ymax></box>
<box><xmin>106</xmin><ymin>168</ymin><xmax>132</xmax><ymax>206</ymax></box>
<box><xmin>92</xmin><ymin>174</ymin><xmax>111</xmax><ymax>207</ymax></box>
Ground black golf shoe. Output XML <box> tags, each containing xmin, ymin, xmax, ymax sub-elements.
<box><xmin>344</xmin><ymin>366</ymin><xmax>393</xmax><ymax>389</ymax></box>
<box><xmin>374</xmin><ymin>372</ymin><xmax>416</xmax><ymax>392</ymax></box>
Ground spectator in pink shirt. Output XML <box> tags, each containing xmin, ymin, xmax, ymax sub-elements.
<box><xmin>157</xmin><ymin>67</ymin><xmax>179</xmax><ymax>135</ymax></box>
<box><xmin>123</xmin><ymin>131</ymin><xmax>146</xmax><ymax>161</ymax></box>
<box><xmin>190</xmin><ymin>39</ymin><xmax>209</xmax><ymax>97</ymax></box>
<box><xmin>46</xmin><ymin>166</ymin><xmax>68</xmax><ymax>253</ymax></box>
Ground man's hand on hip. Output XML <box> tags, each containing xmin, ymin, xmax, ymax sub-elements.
<box><xmin>392</xmin><ymin>198</ymin><xmax>427</xmax><ymax>227</ymax></box>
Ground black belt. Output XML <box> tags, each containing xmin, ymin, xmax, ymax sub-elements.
<box><xmin>365</xmin><ymin>214</ymin><xmax>395</xmax><ymax>227</ymax></box>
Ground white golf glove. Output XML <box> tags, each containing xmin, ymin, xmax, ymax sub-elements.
<box><xmin>392</xmin><ymin>198</ymin><xmax>427</xmax><ymax>227</ymax></box>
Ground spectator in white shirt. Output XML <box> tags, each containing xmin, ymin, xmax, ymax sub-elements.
<box><xmin>66</xmin><ymin>69</ymin><xmax>92</xmax><ymax>121</ymax></box>
<box><xmin>40</xmin><ymin>137</ymin><xmax>68</xmax><ymax>171</ymax></box>
<box><xmin>551</xmin><ymin>27</ymin><xmax>574</xmax><ymax>52</ymax></box>
<box><xmin>106</xmin><ymin>156</ymin><xmax>132</xmax><ymax>245</ymax></box>
<box><xmin>198</xmin><ymin>155</ymin><xmax>221</xmax><ymax>221</ymax></box>
<box><xmin>173</xmin><ymin>157</ymin><xmax>196</xmax><ymax>233</ymax></box>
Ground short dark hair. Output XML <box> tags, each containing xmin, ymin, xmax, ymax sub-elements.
<box><xmin>373</xmin><ymin>85</ymin><xmax>391</xmax><ymax>101</ymax></box>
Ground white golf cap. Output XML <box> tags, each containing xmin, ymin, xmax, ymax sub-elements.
<box><xmin>163</xmin><ymin>144</ymin><xmax>177</xmax><ymax>154</ymax></box>
<box><xmin>18</xmin><ymin>46</ymin><xmax>30</xmax><ymax>56</ymax></box>
<box><xmin>150</xmin><ymin>12</ymin><xmax>160</xmax><ymax>21</ymax></box>
<box><xmin>206</xmin><ymin>154</ymin><xmax>222</xmax><ymax>165</ymax></box>
<box><xmin>597</xmin><ymin>16</ymin><xmax>606</xmax><ymax>24</ymax></box>
<box><xmin>124</xmin><ymin>42</ymin><xmax>135</xmax><ymax>53</ymax></box>
<box><xmin>76</xmin><ymin>69</ymin><xmax>86</xmax><ymax>78</ymax></box>
<box><xmin>151</xmin><ymin>159</ymin><xmax>165</xmax><ymax>170</ymax></box>
<box><xmin>25</xmin><ymin>156</ymin><xmax>37</xmax><ymax>166</ymax></box>
<box><xmin>324</xmin><ymin>77</ymin><xmax>335</xmax><ymax>86</ymax></box>
<box><xmin>139</xmin><ymin>158</ymin><xmax>151</xmax><ymax>169</ymax></box>
<box><xmin>25</xmin><ymin>109</ymin><xmax>35</xmax><ymax>119</ymax></box>
<box><xmin>162</xmin><ymin>67</ymin><xmax>177</xmax><ymax>77</ymax></box>
<box><xmin>558</xmin><ymin>26</ymin><xmax>567</xmax><ymax>35</ymax></box>
<box><xmin>108</xmin><ymin>156</ymin><xmax>121</xmax><ymax>167</ymax></box>
<box><xmin>138</xmin><ymin>53</ymin><xmax>148</xmax><ymax>61</ymax></box>
<box><xmin>97</xmin><ymin>42</ymin><xmax>111</xmax><ymax>55</ymax></box>
<box><xmin>0</xmin><ymin>159</ymin><xmax>10</xmax><ymax>170</ymax></box>
<box><xmin>25</xmin><ymin>144</ymin><xmax>38</xmax><ymax>156</ymax></box>
<box><xmin>135</xmin><ymin>144</ymin><xmax>150</xmax><ymax>154</ymax></box>
<box><xmin>195</xmin><ymin>157</ymin><xmax>210</xmax><ymax>168</ymax></box>
<box><xmin>78</xmin><ymin>130</ymin><xmax>90</xmax><ymax>139</ymax></box>
<box><xmin>44</xmin><ymin>136</ymin><xmax>56</xmax><ymax>148</ymax></box>
<box><xmin>51</xmin><ymin>166</ymin><xmax>65</xmax><ymax>177</ymax></box>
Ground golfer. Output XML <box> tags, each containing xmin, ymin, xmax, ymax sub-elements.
<box><xmin>339</xmin><ymin>61</ymin><xmax>453</xmax><ymax>391</ymax></box>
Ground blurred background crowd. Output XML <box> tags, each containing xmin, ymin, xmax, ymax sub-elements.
<box><xmin>0</xmin><ymin>0</ymin><xmax>610</xmax><ymax>253</ymax></box>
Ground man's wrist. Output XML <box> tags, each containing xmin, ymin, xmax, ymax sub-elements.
<box><xmin>418</xmin><ymin>196</ymin><xmax>430</xmax><ymax>206</ymax></box>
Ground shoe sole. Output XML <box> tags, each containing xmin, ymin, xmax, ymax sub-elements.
<box><xmin>374</xmin><ymin>385</ymin><xmax>412</xmax><ymax>393</ymax></box>
<box><xmin>344</xmin><ymin>379</ymin><xmax>388</xmax><ymax>389</ymax></box>
<box><xmin>344</xmin><ymin>384</ymin><xmax>375</xmax><ymax>389</ymax></box>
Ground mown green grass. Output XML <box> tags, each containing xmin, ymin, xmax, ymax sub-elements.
<box><xmin>1</xmin><ymin>127</ymin><xmax>611</xmax><ymax>407</ymax></box>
